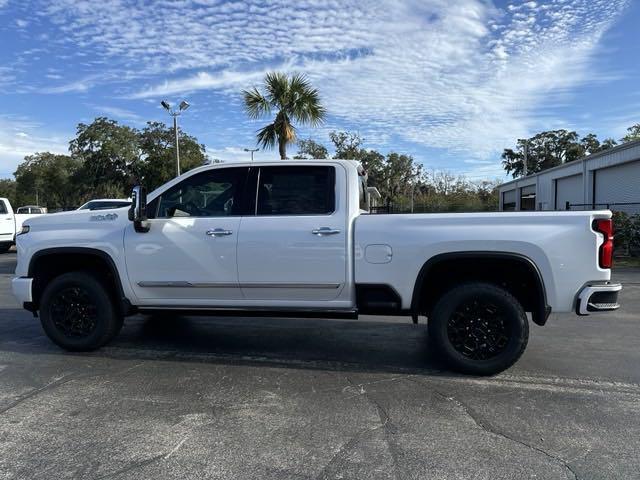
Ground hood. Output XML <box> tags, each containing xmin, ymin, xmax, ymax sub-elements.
<box><xmin>24</xmin><ymin>206</ymin><xmax>131</xmax><ymax>231</ymax></box>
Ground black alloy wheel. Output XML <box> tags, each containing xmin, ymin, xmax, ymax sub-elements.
<box><xmin>40</xmin><ymin>271</ymin><xmax>123</xmax><ymax>351</ymax></box>
<box><xmin>446</xmin><ymin>298</ymin><xmax>510</xmax><ymax>361</ymax></box>
<box><xmin>428</xmin><ymin>282</ymin><xmax>529</xmax><ymax>375</ymax></box>
<box><xmin>49</xmin><ymin>286</ymin><xmax>99</xmax><ymax>338</ymax></box>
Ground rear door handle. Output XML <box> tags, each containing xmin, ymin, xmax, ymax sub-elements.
<box><xmin>206</xmin><ymin>228</ymin><xmax>233</xmax><ymax>237</ymax></box>
<box><xmin>312</xmin><ymin>227</ymin><xmax>341</xmax><ymax>236</ymax></box>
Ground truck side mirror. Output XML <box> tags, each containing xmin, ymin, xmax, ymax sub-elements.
<box><xmin>128</xmin><ymin>185</ymin><xmax>150</xmax><ymax>233</ymax></box>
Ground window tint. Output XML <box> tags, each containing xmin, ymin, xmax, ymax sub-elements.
<box><xmin>152</xmin><ymin>167</ymin><xmax>248</xmax><ymax>218</ymax></box>
<box><xmin>256</xmin><ymin>166</ymin><xmax>335</xmax><ymax>215</ymax></box>
<box><xmin>0</xmin><ymin>201</ymin><xmax>7</xmax><ymax>214</ymax></box>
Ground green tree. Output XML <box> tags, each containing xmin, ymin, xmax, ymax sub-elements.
<box><xmin>14</xmin><ymin>153</ymin><xmax>82</xmax><ymax>209</ymax></box>
<box><xmin>293</xmin><ymin>138</ymin><xmax>328</xmax><ymax>159</ymax></box>
<box><xmin>502</xmin><ymin>129</ymin><xmax>622</xmax><ymax>177</ymax></box>
<box><xmin>243</xmin><ymin>72</ymin><xmax>326</xmax><ymax>159</ymax></box>
<box><xmin>328</xmin><ymin>130</ymin><xmax>423</xmax><ymax>204</ymax></box>
<box><xmin>381</xmin><ymin>152</ymin><xmax>423</xmax><ymax>205</ymax></box>
<box><xmin>330</xmin><ymin>131</ymin><xmax>364</xmax><ymax>160</ymax></box>
<box><xmin>0</xmin><ymin>179</ymin><xmax>17</xmax><ymax>206</ymax></box>
<box><xmin>600</xmin><ymin>138</ymin><xmax>618</xmax><ymax>150</ymax></box>
<box><xmin>69</xmin><ymin>117</ymin><xmax>141</xmax><ymax>198</ymax></box>
<box><xmin>138</xmin><ymin>121</ymin><xmax>207</xmax><ymax>191</ymax></box>
<box><xmin>580</xmin><ymin>133</ymin><xmax>601</xmax><ymax>155</ymax></box>
<box><xmin>503</xmin><ymin>130</ymin><xmax>584</xmax><ymax>178</ymax></box>
<box><xmin>621</xmin><ymin>123</ymin><xmax>640</xmax><ymax>143</ymax></box>
<box><xmin>580</xmin><ymin>133</ymin><xmax>617</xmax><ymax>155</ymax></box>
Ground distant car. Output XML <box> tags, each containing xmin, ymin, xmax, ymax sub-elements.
<box><xmin>16</xmin><ymin>205</ymin><xmax>47</xmax><ymax>214</ymax></box>
<box><xmin>78</xmin><ymin>199</ymin><xmax>131</xmax><ymax>211</ymax></box>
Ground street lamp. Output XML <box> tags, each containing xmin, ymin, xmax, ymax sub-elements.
<box><xmin>244</xmin><ymin>148</ymin><xmax>259</xmax><ymax>162</ymax></box>
<box><xmin>161</xmin><ymin>100</ymin><xmax>190</xmax><ymax>177</ymax></box>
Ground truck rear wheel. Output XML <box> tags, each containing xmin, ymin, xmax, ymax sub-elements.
<box><xmin>39</xmin><ymin>272</ymin><xmax>123</xmax><ymax>351</ymax></box>
<box><xmin>428</xmin><ymin>282</ymin><xmax>529</xmax><ymax>375</ymax></box>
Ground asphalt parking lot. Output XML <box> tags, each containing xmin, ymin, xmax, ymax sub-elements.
<box><xmin>0</xmin><ymin>251</ymin><xmax>639</xmax><ymax>480</ymax></box>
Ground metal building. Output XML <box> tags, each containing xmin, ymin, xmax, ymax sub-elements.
<box><xmin>498</xmin><ymin>139</ymin><xmax>640</xmax><ymax>214</ymax></box>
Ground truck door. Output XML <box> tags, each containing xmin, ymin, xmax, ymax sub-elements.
<box><xmin>124</xmin><ymin>166</ymin><xmax>249</xmax><ymax>305</ymax></box>
<box><xmin>236</xmin><ymin>165</ymin><xmax>348</xmax><ymax>303</ymax></box>
<box><xmin>0</xmin><ymin>200</ymin><xmax>15</xmax><ymax>240</ymax></box>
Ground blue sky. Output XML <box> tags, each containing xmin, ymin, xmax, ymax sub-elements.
<box><xmin>0</xmin><ymin>0</ymin><xmax>638</xmax><ymax>180</ymax></box>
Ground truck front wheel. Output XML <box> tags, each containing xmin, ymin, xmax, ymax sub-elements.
<box><xmin>428</xmin><ymin>282</ymin><xmax>529</xmax><ymax>375</ymax></box>
<box><xmin>39</xmin><ymin>272</ymin><xmax>123</xmax><ymax>351</ymax></box>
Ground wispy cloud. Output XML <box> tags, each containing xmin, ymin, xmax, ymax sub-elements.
<box><xmin>38</xmin><ymin>72</ymin><xmax>114</xmax><ymax>94</ymax></box>
<box><xmin>128</xmin><ymin>67</ymin><xmax>283</xmax><ymax>99</ymax></box>
<box><xmin>87</xmin><ymin>104</ymin><xmax>145</xmax><ymax>123</ymax></box>
<box><xmin>0</xmin><ymin>115</ymin><xmax>69</xmax><ymax>177</ymax></box>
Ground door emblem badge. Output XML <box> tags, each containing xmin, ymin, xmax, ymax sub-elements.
<box><xmin>90</xmin><ymin>213</ymin><xmax>118</xmax><ymax>221</ymax></box>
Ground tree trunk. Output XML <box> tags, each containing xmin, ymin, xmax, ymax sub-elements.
<box><xmin>279</xmin><ymin>139</ymin><xmax>287</xmax><ymax>160</ymax></box>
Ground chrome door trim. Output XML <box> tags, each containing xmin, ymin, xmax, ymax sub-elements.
<box><xmin>138</xmin><ymin>281</ymin><xmax>237</xmax><ymax>288</ymax></box>
<box><xmin>138</xmin><ymin>281</ymin><xmax>341</xmax><ymax>289</ymax></box>
<box><xmin>240</xmin><ymin>283</ymin><xmax>341</xmax><ymax>289</ymax></box>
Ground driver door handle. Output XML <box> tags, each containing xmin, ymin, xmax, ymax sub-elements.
<box><xmin>206</xmin><ymin>228</ymin><xmax>233</xmax><ymax>237</ymax></box>
<box><xmin>312</xmin><ymin>227</ymin><xmax>341</xmax><ymax>236</ymax></box>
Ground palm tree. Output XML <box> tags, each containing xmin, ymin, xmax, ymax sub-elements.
<box><xmin>243</xmin><ymin>72</ymin><xmax>326</xmax><ymax>159</ymax></box>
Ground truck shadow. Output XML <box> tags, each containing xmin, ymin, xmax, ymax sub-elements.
<box><xmin>0</xmin><ymin>310</ymin><xmax>449</xmax><ymax>375</ymax></box>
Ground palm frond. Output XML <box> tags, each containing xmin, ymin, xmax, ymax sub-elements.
<box><xmin>256</xmin><ymin>123</ymin><xmax>278</xmax><ymax>150</ymax></box>
<box><xmin>287</xmin><ymin>73</ymin><xmax>326</xmax><ymax>126</ymax></box>
<box><xmin>247</xmin><ymin>71</ymin><xmax>325</xmax><ymax>150</ymax></box>
<box><xmin>264</xmin><ymin>71</ymin><xmax>289</xmax><ymax>108</ymax></box>
<box><xmin>242</xmin><ymin>87</ymin><xmax>271</xmax><ymax>119</ymax></box>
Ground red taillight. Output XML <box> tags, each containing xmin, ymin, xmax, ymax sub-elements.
<box><xmin>594</xmin><ymin>219</ymin><xmax>614</xmax><ymax>269</ymax></box>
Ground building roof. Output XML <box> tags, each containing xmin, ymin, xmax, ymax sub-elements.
<box><xmin>499</xmin><ymin>138</ymin><xmax>640</xmax><ymax>189</ymax></box>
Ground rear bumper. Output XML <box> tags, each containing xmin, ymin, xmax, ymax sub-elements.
<box><xmin>577</xmin><ymin>283</ymin><xmax>622</xmax><ymax>315</ymax></box>
<box><xmin>12</xmin><ymin>277</ymin><xmax>33</xmax><ymax>305</ymax></box>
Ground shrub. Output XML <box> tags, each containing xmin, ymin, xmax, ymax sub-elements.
<box><xmin>612</xmin><ymin>211</ymin><xmax>640</xmax><ymax>257</ymax></box>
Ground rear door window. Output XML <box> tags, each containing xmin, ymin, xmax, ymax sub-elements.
<box><xmin>255</xmin><ymin>166</ymin><xmax>335</xmax><ymax>216</ymax></box>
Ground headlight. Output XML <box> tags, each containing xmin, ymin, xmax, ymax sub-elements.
<box><xmin>17</xmin><ymin>225</ymin><xmax>30</xmax><ymax>235</ymax></box>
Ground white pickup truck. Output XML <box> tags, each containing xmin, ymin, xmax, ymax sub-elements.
<box><xmin>0</xmin><ymin>198</ymin><xmax>45</xmax><ymax>253</ymax></box>
<box><xmin>11</xmin><ymin>160</ymin><xmax>621</xmax><ymax>374</ymax></box>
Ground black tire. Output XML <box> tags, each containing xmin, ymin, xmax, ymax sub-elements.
<box><xmin>40</xmin><ymin>271</ymin><xmax>123</xmax><ymax>351</ymax></box>
<box><xmin>428</xmin><ymin>282</ymin><xmax>529</xmax><ymax>375</ymax></box>
<box><xmin>0</xmin><ymin>243</ymin><xmax>12</xmax><ymax>254</ymax></box>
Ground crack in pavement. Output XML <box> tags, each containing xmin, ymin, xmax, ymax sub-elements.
<box><xmin>314</xmin><ymin>376</ymin><xmax>402</xmax><ymax>480</ymax></box>
<box><xmin>345</xmin><ymin>376</ymin><xmax>403</xmax><ymax>480</ymax></box>
<box><xmin>407</xmin><ymin>377</ymin><xmax>579</xmax><ymax>480</ymax></box>
<box><xmin>0</xmin><ymin>362</ymin><xmax>145</xmax><ymax>417</ymax></box>
<box><xmin>0</xmin><ymin>372</ymin><xmax>77</xmax><ymax>416</ymax></box>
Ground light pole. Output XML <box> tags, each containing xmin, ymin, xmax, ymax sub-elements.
<box><xmin>244</xmin><ymin>148</ymin><xmax>259</xmax><ymax>162</ymax></box>
<box><xmin>161</xmin><ymin>100</ymin><xmax>190</xmax><ymax>177</ymax></box>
